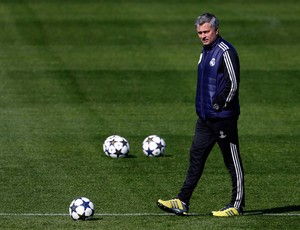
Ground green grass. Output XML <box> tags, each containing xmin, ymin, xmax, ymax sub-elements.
<box><xmin>0</xmin><ymin>0</ymin><xmax>299</xmax><ymax>229</ymax></box>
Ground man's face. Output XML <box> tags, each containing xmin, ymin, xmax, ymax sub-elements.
<box><xmin>196</xmin><ymin>22</ymin><xmax>219</xmax><ymax>46</ymax></box>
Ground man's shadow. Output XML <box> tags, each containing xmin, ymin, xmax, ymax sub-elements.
<box><xmin>244</xmin><ymin>205</ymin><xmax>300</xmax><ymax>216</ymax></box>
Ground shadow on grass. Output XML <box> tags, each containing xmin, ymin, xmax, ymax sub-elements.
<box><xmin>124</xmin><ymin>154</ymin><xmax>173</xmax><ymax>158</ymax></box>
<box><xmin>244</xmin><ymin>205</ymin><xmax>300</xmax><ymax>216</ymax></box>
<box><xmin>89</xmin><ymin>217</ymin><xmax>102</xmax><ymax>221</ymax></box>
<box><xmin>187</xmin><ymin>205</ymin><xmax>300</xmax><ymax>217</ymax></box>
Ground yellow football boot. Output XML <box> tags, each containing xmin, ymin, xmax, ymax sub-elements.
<box><xmin>157</xmin><ymin>198</ymin><xmax>189</xmax><ymax>216</ymax></box>
<box><xmin>212</xmin><ymin>205</ymin><xmax>243</xmax><ymax>217</ymax></box>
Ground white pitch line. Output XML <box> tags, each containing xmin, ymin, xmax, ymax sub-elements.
<box><xmin>263</xmin><ymin>213</ymin><xmax>300</xmax><ymax>216</ymax></box>
<box><xmin>95</xmin><ymin>213</ymin><xmax>175</xmax><ymax>216</ymax></box>
<box><xmin>0</xmin><ymin>213</ymin><xmax>173</xmax><ymax>217</ymax></box>
<box><xmin>0</xmin><ymin>213</ymin><xmax>68</xmax><ymax>216</ymax></box>
<box><xmin>0</xmin><ymin>213</ymin><xmax>299</xmax><ymax>216</ymax></box>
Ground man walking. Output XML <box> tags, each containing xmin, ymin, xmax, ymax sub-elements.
<box><xmin>157</xmin><ymin>13</ymin><xmax>245</xmax><ymax>217</ymax></box>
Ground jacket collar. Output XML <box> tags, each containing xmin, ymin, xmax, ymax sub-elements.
<box><xmin>203</xmin><ymin>35</ymin><xmax>221</xmax><ymax>50</ymax></box>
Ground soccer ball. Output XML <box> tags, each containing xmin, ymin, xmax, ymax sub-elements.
<box><xmin>103</xmin><ymin>135</ymin><xmax>130</xmax><ymax>158</ymax></box>
<box><xmin>142</xmin><ymin>135</ymin><xmax>166</xmax><ymax>157</ymax></box>
<box><xmin>69</xmin><ymin>197</ymin><xmax>94</xmax><ymax>221</ymax></box>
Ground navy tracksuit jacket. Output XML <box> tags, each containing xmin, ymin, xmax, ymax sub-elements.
<box><xmin>196</xmin><ymin>36</ymin><xmax>240</xmax><ymax>120</ymax></box>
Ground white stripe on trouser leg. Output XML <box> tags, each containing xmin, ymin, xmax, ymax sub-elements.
<box><xmin>230</xmin><ymin>143</ymin><xmax>243</xmax><ymax>209</ymax></box>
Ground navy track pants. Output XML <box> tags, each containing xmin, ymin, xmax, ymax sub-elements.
<box><xmin>178</xmin><ymin>117</ymin><xmax>245</xmax><ymax>209</ymax></box>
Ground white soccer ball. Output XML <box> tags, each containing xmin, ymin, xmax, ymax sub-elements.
<box><xmin>69</xmin><ymin>197</ymin><xmax>95</xmax><ymax>221</ymax></box>
<box><xmin>103</xmin><ymin>135</ymin><xmax>130</xmax><ymax>158</ymax></box>
<box><xmin>142</xmin><ymin>135</ymin><xmax>166</xmax><ymax>157</ymax></box>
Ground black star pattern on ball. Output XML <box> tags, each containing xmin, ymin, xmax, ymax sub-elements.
<box><xmin>121</xmin><ymin>139</ymin><xmax>128</xmax><ymax>147</ymax></box>
<box><xmin>146</xmin><ymin>148</ymin><xmax>154</xmax><ymax>156</ymax></box>
<box><xmin>70</xmin><ymin>203</ymin><xmax>77</xmax><ymax>213</ymax></box>
<box><xmin>109</xmin><ymin>139</ymin><xmax>116</xmax><ymax>146</ymax></box>
<box><xmin>78</xmin><ymin>199</ymin><xmax>91</xmax><ymax>220</ymax></box>
<box><xmin>157</xmin><ymin>142</ymin><xmax>164</xmax><ymax>151</ymax></box>
<box><xmin>146</xmin><ymin>137</ymin><xmax>153</xmax><ymax>143</ymax></box>
<box><xmin>115</xmin><ymin>148</ymin><xmax>123</xmax><ymax>158</ymax></box>
<box><xmin>81</xmin><ymin>200</ymin><xmax>91</xmax><ymax>210</ymax></box>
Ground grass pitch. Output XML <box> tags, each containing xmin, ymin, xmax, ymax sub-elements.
<box><xmin>0</xmin><ymin>0</ymin><xmax>299</xmax><ymax>229</ymax></box>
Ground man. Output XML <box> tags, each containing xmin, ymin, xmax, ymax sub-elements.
<box><xmin>157</xmin><ymin>13</ymin><xmax>245</xmax><ymax>217</ymax></box>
